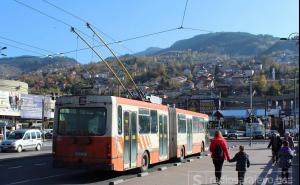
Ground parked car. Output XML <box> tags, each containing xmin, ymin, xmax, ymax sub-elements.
<box><xmin>266</xmin><ymin>130</ymin><xmax>280</xmax><ymax>139</ymax></box>
<box><xmin>253</xmin><ymin>131</ymin><xmax>265</xmax><ymax>139</ymax></box>
<box><xmin>227</xmin><ymin>131</ymin><xmax>238</xmax><ymax>139</ymax></box>
<box><xmin>0</xmin><ymin>129</ymin><xmax>43</xmax><ymax>152</ymax></box>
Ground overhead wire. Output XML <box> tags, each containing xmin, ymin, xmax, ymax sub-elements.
<box><xmin>0</xmin><ymin>35</ymin><xmax>55</xmax><ymax>54</ymax></box>
<box><xmin>14</xmin><ymin>0</ymin><xmax>102</xmax><ymax>50</ymax></box>
<box><xmin>14</xmin><ymin>0</ymin><xmax>216</xmax><ymax>57</ymax></box>
<box><xmin>0</xmin><ymin>41</ymin><xmax>46</xmax><ymax>56</ymax></box>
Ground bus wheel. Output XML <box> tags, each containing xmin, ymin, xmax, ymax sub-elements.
<box><xmin>179</xmin><ymin>147</ymin><xmax>185</xmax><ymax>162</ymax></box>
<box><xmin>140</xmin><ymin>152</ymin><xmax>149</xmax><ymax>172</ymax></box>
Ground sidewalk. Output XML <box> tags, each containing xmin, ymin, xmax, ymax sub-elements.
<box><xmin>118</xmin><ymin>143</ymin><xmax>298</xmax><ymax>185</ymax></box>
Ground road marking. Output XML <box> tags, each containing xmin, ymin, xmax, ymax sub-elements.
<box><xmin>8</xmin><ymin>166</ymin><xmax>22</xmax><ymax>169</ymax></box>
<box><xmin>34</xmin><ymin>163</ymin><xmax>46</xmax><ymax>166</ymax></box>
<box><xmin>3</xmin><ymin>173</ymin><xmax>76</xmax><ymax>185</ymax></box>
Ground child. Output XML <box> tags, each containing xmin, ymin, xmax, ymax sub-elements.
<box><xmin>278</xmin><ymin>140</ymin><xmax>294</xmax><ymax>184</ymax></box>
<box><xmin>229</xmin><ymin>145</ymin><xmax>250</xmax><ymax>185</ymax></box>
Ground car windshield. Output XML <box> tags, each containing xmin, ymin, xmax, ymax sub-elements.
<box><xmin>58</xmin><ymin>107</ymin><xmax>107</xmax><ymax>136</ymax></box>
<box><xmin>8</xmin><ymin>132</ymin><xmax>25</xmax><ymax>140</ymax></box>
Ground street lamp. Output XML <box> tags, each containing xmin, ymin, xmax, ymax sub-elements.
<box><xmin>0</xmin><ymin>46</ymin><xmax>7</xmax><ymax>56</ymax></box>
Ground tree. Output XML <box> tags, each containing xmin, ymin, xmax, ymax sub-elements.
<box><xmin>254</xmin><ymin>74</ymin><xmax>268</xmax><ymax>95</ymax></box>
<box><xmin>266</xmin><ymin>81</ymin><xmax>282</xmax><ymax>96</ymax></box>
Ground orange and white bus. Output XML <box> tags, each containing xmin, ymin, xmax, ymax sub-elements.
<box><xmin>53</xmin><ymin>96</ymin><xmax>209</xmax><ymax>172</ymax></box>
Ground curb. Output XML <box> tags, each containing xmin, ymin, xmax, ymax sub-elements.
<box><xmin>158</xmin><ymin>166</ymin><xmax>167</xmax><ymax>171</ymax></box>
<box><xmin>137</xmin><ymin>172</ymin><xmax>149</xmax><ymax>177</ymax></box>
<box><xmin>109</xmin><ymin>179</ymin><xmax>124</xmax><ymax>185</ymax></box>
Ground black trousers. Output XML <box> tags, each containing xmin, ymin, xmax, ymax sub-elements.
<box><xmin>238</xmin><ymin>171</ymin><xmax>246</xmax><ymax>185</ymax></box>
<box><xmin>213</xmin><ymin>159</ymin><xmax>224</xmax><ymax>182</ymax></box>
<box><xmin>281</xmin><ymin>168</ymin><xmax>289</xmax><ymax>179</ymax></box>
<box><xmin>272</xmin><ymin>150</ymin><xmax>279</xmax><ymax>162</ymax></box>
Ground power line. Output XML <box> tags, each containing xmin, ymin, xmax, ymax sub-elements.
<box><xmin>0</xmin><ymin>41</ymin><xmax>46</xmax><ymax>56</ymax></box>
<box><xmin>181</xmin><ymin>27</ymin><xmax>214</xmax><ymax>33</ymax></box>
<box><xmin>181</xmin><ymin>0</ymin><xmax>189</xmax><ymax>28</ymax></box>
<box><xmin>41</xmin><ymin>0</ymin><xmax>134</xmax><ymax>54</ymax></box>
<box><xmin>60</xmin><ymin>27</ymin><xmax>180</xmax><ymax>55</ymax></box>
<box><xmin>14</xmin><ymin>0</ymin><xmax>100</xmax><ymax>47</ymax></box>
<box><xmin>0</xmin><ymin>35</ymin><xmax>55</xmax><ymax>54</ymax></box>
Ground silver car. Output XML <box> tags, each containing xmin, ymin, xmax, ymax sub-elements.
<box><xmin>0</xmin><ymin>129</ymin><xmax>43</xmax><ymax>152</ymax></box>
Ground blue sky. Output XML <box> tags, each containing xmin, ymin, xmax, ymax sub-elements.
<box><xmin>0</xmin><ymin>0</ymin><xmax>299</xmax><ymax>64</ymax></box>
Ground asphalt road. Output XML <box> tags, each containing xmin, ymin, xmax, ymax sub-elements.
<box><xmin>0</xmin><ymin>141</ymin><xmax>278</xmax><ymax>185</ymax></box>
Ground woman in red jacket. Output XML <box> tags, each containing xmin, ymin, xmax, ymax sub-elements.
<box><xmin>209</xmin><ymin>130</ymin><xmax>231</xmax><ymax>185</ymax></box>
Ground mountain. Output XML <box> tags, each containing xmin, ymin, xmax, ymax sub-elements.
<box><xmin>0</xmin><ymin>56</ymin><xmax>78</xmax><ymax>79</ymax></box>
<box><xmin>156</xmin><ymin>32</ymin><xmax>280</xmax><ymax>56</ymax></box>
<box><xmin>135</xmin><ymin>47</ymin><xmax>163</xmax><ymax>56</ymax></box>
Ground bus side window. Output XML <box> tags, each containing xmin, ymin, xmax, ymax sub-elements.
<box><xmin>118</xmin><ymin>106</ymin><xmax>122</xmax><ymax>135</ymax></box>
<box><xmin>150</xmin><ymin>110</ymin><xmax>158</xmax><ymax>133</ymax></box>
<box><xmin>139</xmin><ymin>108</ymin><xmax>150</xmax><ymax>134</ymax></box>
<box><xmin>178</xmin><ymin>114</ymin><xmax>186</xmax><ymax>133</ymax></box>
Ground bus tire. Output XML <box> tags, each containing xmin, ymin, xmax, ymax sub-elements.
<box><xmin>140</xmin><ymin>152</ymin><xmax>149</xmax><ymax>172</ymax></box>
<box><xmin>179</xmin><ymin>147</ymin><xmax>185</xmax><ymax>162</ymax></box>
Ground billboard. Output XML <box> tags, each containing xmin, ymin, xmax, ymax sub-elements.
<box><xmin>0</xmin><ymin>90</ymin><xmax>21</xmax><ymax>116</ymax></box>
<box><xmin>20</xmin><ymin>94</ymin><xmax>51</xmax><ymax>119</ymax></box>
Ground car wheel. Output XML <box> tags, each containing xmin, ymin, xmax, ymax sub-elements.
<box><xmin>17</xmin><ymin>145</ymin><xmax>22</xmax><ymax>153</ymax></box>
<box><xmin>36</xmin><ymin>144</ymin><xmax>41</xmax><ymax>151</ymax></box>
<box><xmin>140</xmin><ymin>152</ymin><xmax>149</xmax><ymax>172</ymax></box>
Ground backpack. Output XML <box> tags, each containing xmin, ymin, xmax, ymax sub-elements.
<box><xmin>213</xmin><ymin>144</ymin><xmax>224</xmax><ymax>159</ymax></box>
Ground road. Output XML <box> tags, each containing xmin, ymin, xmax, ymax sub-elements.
<box><xmin>0</xmin><ymin>140</ymin><xmax>295</xmax><ymax>185</ymax></box>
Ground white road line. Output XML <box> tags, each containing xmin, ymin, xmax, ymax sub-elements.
<box><xmin>4</xmin><ymin>173</ymin><xmax>75</xmax><ymax>185</ymax></box>
<box><xmin>34</xmin><ymin>163</ymin><xmax>46</xmax><ymax>166</ymax></box>
<box><xmin>8</xmin><ymin>166</ymin><xmax>22</xmax><ymax>170</ymax></box>
<box><xmin>261</xmin><ymin>168</ymin><xmax>273</xmax><ymax>185</ymax></box>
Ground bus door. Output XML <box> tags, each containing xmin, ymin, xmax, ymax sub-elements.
<box><xmin>187</xmin><ymin>119</ymin><xmax>193</xmax><ymax>154</ymax></box>
<box><xmin>159</xmin><ymin>115</ymin><xmax>168</xmax><ymax>159</ymax></box>
<box><xmin>123</xmin><ymin>111</ymin><xmax>137</xmax><ymax>169</ymax></box>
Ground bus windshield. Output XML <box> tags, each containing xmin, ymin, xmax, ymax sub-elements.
<box><xmin>58</xmin><ymin>107</ymin><xmax>107</xmax><ymax>136</ymax></box>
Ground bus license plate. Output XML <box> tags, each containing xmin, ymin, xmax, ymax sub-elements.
<box><xmin>74</xmin><ymin>152</ymin><xmax>87</xmax><ymax>157</ymax></box>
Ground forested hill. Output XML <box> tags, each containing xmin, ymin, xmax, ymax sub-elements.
<box><xmin>0</xmin><ymin>56</ymin><xmax>78</xmax><ymax>78</ymax></box>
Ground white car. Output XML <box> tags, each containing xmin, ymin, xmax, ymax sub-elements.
<box><xmin>0</xmin><ymin>129</ymin><xmax>43</xmax><ymax>152</ymax></box>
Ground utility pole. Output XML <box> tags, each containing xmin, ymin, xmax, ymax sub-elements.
<box><xmin>294</xmin><ymin>72</ymin><xmax>297</xmax><ymax>129</ymax></box>
<box><xmin>249</xmin><ymin>80</ymin><xmax>253</xmax><ymax>147</ymax></box>
<box><xmin>264</xmin><ymin>96</ymin><xmax>267</xmax><ymax>138</ymax></box>
<box><xmin>42</xmin><ymin>98</ymin><xmax>45</xmax><ymax>142</ymax></box>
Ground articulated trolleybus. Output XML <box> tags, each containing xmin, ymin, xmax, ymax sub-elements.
<box><xmin>53</xmin><ymin>96</ymin><xmax>209</xmax><ymax>172</ymax></box>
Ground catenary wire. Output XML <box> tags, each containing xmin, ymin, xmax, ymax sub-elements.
<box><xmin>0</xmin><ymin>35</ymin><xmax>55</xmax><ymax>54</ymax></box>
<box><xmin>41</xmin><ymin>0</ymin><xmax>148</xmax><ymax>55</ymax></box>
<box><xmin>14</xmin><ymin>0</ymin><xmax>102</xmax><ymax>48</ymax></box>
<box><xmin>0</xmin><ymin>41</ymin><xmax>46</xmax><ymax>56</ymax></box>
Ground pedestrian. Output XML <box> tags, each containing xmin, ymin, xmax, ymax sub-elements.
<box><xmin>283</xmin><ymin>132</ymin><xmax>294</xmax><ymax>150</ymax></box>
<box><xmin>209</xmin><ymin>130</ymin><xmax>230</xmax><ymax>185</ymax></box>
<box><xmin>229</xmin><ymin>145</ymin><xmax>250</xmax><ymax>185</ymax></box>
<box><xmin>278</xmin><ymin>140</ymin><xmax>294</xmax><ymax>184</ymax></box>
<box><xmin>267</xmin><ymin>133</ymin><xmax>282</xmax><ymax>163</ymax></box>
